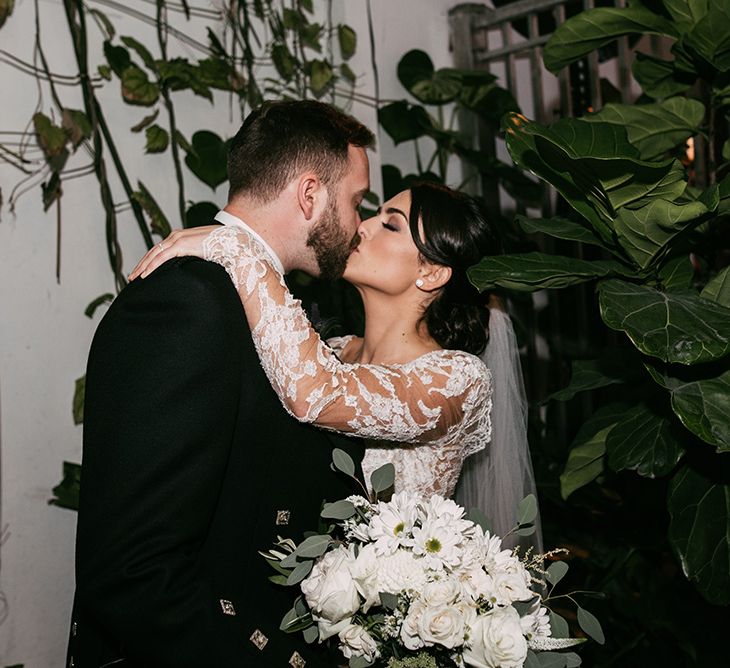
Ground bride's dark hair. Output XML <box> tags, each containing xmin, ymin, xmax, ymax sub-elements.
<box><xmin>408</xmin><ymin>182</ymin><xmax>499</xmax><ymax>356</ymax></box>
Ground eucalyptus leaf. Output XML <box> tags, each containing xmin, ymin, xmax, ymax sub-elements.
<box><xmin>605</xmin><ymin>403</ymin><xmax>684</xmax><ymax>477</ymax></box>
<box><xmin>524</xmin><ymin>651</ymin><xmax>541</xmax><ymax>668</ymax></box>
<box><xmin>371</xmin><ymin>463</ymin><xmax>395</xmax><ymax>494</ymax></box>
<box><xmin>535</xmin><ymin>652</ymin><xmax>568</xmax><ymax>668</ymax></box>
<box><xmin>582</xmin><ymin>98</ymin><xmax>705</xmax><ymax>161</ymax></box>
<box><xmin>144</xmin><ymin>124</ymin><xmax>169</xmax><ymax>153</ymax></box>
<box><xmin>321</xmin><ymin>500</ymin><xmax>356</xmax><ymax>520</ymax></box>
<box><xmin>646</xmin><ymin>363</ymin><xmax>730</xmax><ymax>451</ymax></box>
<box><xmin>286</xmin><ymin>559</ymin><xmax>314</xmax><ymax>585</ymax></box>
<box><xmin>549</xmin><ymin>610</ymin><xmax>570</xmax><ymax>638</ymax></box>
<box><xmin>468</xmin><ymin>252</ymin><xmax>623</xmax><ymax>293</ymax></box>
<box><xmin>295</xmin><ymin>534</ymin><xmax>330</xmax><ymax>559</ymax></box>
<box><xmin>701</xmin><ymin>266</ymin><xmax>730</xmax><ymax>307</ymax></box>
<box><xmin>668</xmin><ymin>465</ymin><xmax>730</xmax><ymax>605</ymax></box>
<box><xmin>546</xmin><ymin>561</ymin><xmax>569</xmax><ymax>587</ymax></box>
<box><xmin>516</xmin><ymin>525</ymin><xmax>536</xmax><ymax>536</ymax></box>
<box><xmin>269</xmin><ymin>574</ymin><xmax>288</xmax><ymax>586</ymax></box>
<box><xmin>516</xmin><ymin>214</ymin><xmax>607</xmax><ymax>248</ymax></box>
<box><xmin>565</xmin><ymin>652</ymin><xmax>582</xmax><ymax>667</ymax></box>
<box><xmin>598</xmin><ymin>279</ymin><xmax>730</xmax><ymax>364</ymax></box>
<box><xmin>517</xmin><ymin>494</ymin><xmax>538</xmax><ymax>525</ymax></box>
<box><xmin>332</xmin><ymin>448</ymin><xmax>355</xmax><ymax>476</ymax></box>
<box><xmin>577</xmin><ymin>606</ymin><xmax>605</xmax><ymax>644</ymax></box>
<box><xmin>379</xmin><ymin>591</ymin><xmax>399</xmax><ymax>610</ymax></box>
<box><xmin>303</xmin><ymin>624</ymin><xmax>318</xmax><ymax>644</ymax></box>
<box><xmin>543</xmin><ymin>6</ymin><xmax>678</xmax><ymax>74</ymax></box>
<box><xmin>349</xmin><ymin>656</ymin><xmax>375</xmax><ymax>668</ymax></box>
<box><xmin>560</xmin><ymin>425</ymin><xmax>612</xmax><ymax>499</ymax></box>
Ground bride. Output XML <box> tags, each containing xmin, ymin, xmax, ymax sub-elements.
<box><xmin>131</xmin><ymin>182</ymin><xmax>538</xmax><ymax>541</ymax></box>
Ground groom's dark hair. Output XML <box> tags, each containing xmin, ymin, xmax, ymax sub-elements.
<box><xmin>227</xmin><ymin>100</ymin><xmax>375</xmax><ymax>203</ymax></box>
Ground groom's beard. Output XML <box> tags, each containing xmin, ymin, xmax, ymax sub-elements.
<box><xmin>306</xmin><ymin>201</ymin><xmax>358</xmax><ymax>282</ymax></box>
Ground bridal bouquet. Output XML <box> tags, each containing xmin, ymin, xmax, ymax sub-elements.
<box><xmin>263</xmin><ymin>453</ymin><xmax>600</xmax><ymax>668</ymax></box>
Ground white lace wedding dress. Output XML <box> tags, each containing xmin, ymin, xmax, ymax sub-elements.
<box><xmin>202</xmin><ymin>225</ymin><xmax>493</xmax><ymax>498</ymax></box>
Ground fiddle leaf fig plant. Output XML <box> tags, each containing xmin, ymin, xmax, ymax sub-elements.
<box><xmin>468</xmin><ymin>0</ymin><xmax>730</xmax><ymax>606</ymax></box>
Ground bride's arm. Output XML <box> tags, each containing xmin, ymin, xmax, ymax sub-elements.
<box><xmin>132</xmin><ymin>225</ymin><xmax>492</xmax><ymax>444</ymax></box>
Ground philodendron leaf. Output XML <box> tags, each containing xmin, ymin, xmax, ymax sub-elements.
<box><xmin>468</xmin><ymin>252</ymin><xmax>624</xmax><ymax>293</ymax></box>
<box><xmin>599</xmin><ymin>279</ymin><xmax>730</xmax><ymax>364</ymax></box>
<box><xmin>378</xmin><ymin>101</ymin><xmax>432</xmax><ymax>144</ymax></box>
<box><xmin>397</xmin><ymin>49</ymin><xmax>463</xmax><ymax>105</ymax></box>
<box><xmin>131</xmin><ymin>181</ymin><xmax>171</xmax><ymax>237</ymax></box>
<box><xmin>337</xmin><ymin>24</ymin><xmax>356</xmax><ymax>60</ymax></box>
<box><xmin>631</xmin><ymin>53</ymin><xmax>692</xmax><ymax>100</ymax></box>
<box><xmin>543</xmin><ymin>5</ymin><xmax>678</xmax><ymax>74</ymax></box>
<box><xmin>668</xmin><ymin>465</ymin><xmax>730</xmax><ymax>605</ymax></box>
<box><xmin>613</xmin><ymin>198</ymin><xmax>710</xmax><ymax>269</ymax></box>
<box><xmin>371</xmin><ymin>463</ymin><xmax>395</xmax><ymax>494</ymax></box>
<box><xmin>516</xmin><ymin>214</ymin><xmax>608</xmax><ymax>249</ymax></box>
<box><xmin>606</xmin><ymin>403</ymin><xmax>684</xmax><ymax>477</ymax></box>
<box><xmin>646</xmin><ymin>363</ymin><xmax>730</xmax><ymax>452</ymax></box>
<box><xmin>73</xmin><ymin>375</ymin><xmax>85</xmax><ymax>425</ymax></box>
<box><xmin>582</xmin><ymin>97</ymin><xmax>705</xmax><ymax>161</ymax></box>
<box><xmin>121</xmin><ymin>65</ymin><xmax>159</xmax><ymax>106</ymax></box>
<box><xmin>308</xmin><ymin>59</ymin><xmax>333</xmax><ymax>96</ymax></box>
<box><xmin>184</xmin><ymin>130</ymin><xmax>229</xmax><ymax>189</ymax></box>
<box><xmin>701</xmin><ymin>266</ymin><xmax>730</xmax><ymax>307</ymax></box>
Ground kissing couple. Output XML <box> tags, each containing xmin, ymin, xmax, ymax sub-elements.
<box><xmin>68</xmin><ymin>100</ymin><xmax>538</xmax><ymax>667</ymax></box>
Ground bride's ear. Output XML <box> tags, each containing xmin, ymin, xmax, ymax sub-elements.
<box><xmin>417</xmin><ymin>264</ymin><xmax>451</xmax><ymax>292</ymax></box>
<box><xmin>296</xmin><ymin>172</ymin><xmax>326</xmax><ymax>221</ymax></box>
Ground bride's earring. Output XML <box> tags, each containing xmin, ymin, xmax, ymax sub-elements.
<box><xmin>415</xmin><ymin>278</ymin><xmax>424</xmax><ymax>288</ymax></box>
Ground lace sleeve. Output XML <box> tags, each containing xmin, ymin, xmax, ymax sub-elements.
<box><xmin>202</xmin><ymin>226</ymin><xmax>492</xmax><ymax>444</ymax></box>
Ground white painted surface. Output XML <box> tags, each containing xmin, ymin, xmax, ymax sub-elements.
<box><xmin>0</xmin><ymin>1</ymin><xmax>458</xmax><ymax>665</ymax></box>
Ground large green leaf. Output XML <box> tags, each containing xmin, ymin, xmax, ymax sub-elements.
<box><xmin>560</xmin><ymin>426</ymin><xmax>611</xmax><ymax>500</ymax></box>
<box><xmin>668</xmin><ymin>465</ymin><xmax>730</xmax><ymax>605</ymax></box>
<box><xmin>613</xmin><ymin>198</ymin><xmax>710</xmax><ymax>268</ymax></box>
<box><xmin>606</xmin><ymin>403</ymin><xmax>684</xmax><ymax>477</ymax></box>
<box><xmin>468</xmin><ymin>252</ymin><xmax>623</xmax><ymax>292</ymax></box>
<box><xmin>684</xmin><ymin>1</ymin><xmax>730</xmax><ymax>73</ymax></box>
<box><xmin>647</xmin><ymin>364</ymin><xmax>730</xmax><ymax>452</ymax></box>
<box><xmin>184</xmin><ymin>130</ymin><xmax>229</xmax><ymax>189</ymax></box>
<box><xmin>378</xmin><ymin>101</ymin><xmax>431</xmax><ymax>144</ymax></box>
<box><xmin>662</xmin><ymin>0</ymin><xmax>696</xmax><ymax>30</ymax></box>
<box><xmin>700</xmin><ymin>266</ymin><xmax>730</xmax><ymax>307</ymax></box>
<box><xmin>598</xmin><ymin>279</ymin><xmax>730</xmax><ymax>364</ymax></box>
<box><xmin>337</xmin><ymin>24</ymin><xmax>356</xmax><ymax>60</ymax></box>
<box><xmin>659</xmin><ymin>255</ymin><xmax>695</xmax><ymax>293</ymax></box>
<box><xmin>548</xmin><ymin>356</ymin><xmax>638</xmax><ymax>402</ymax></box>
<box><xmin>543</xmin><ymin>6</ymin><xmax>678</xmax><ymax>74</ymax></box>
<box><xmin>516</xmin><ymin>215</ymin><xmax>608</xmax><ymax>249</ymax></box>
<box><xmin>582</xmin><ymin>98</ymin><xmax>705</xmax><ymax>161</ymax></box>
<box><xmin>397</xmin><ymin>49</ymin><xmax>462</xmax><ymax>105</ymax></box>
<box><xmin>631</xmin><ymin>53</ymin><xmax>693</xmax><ymax>99</ymax></box>
<box><xmin>503</xmin><ymin>114</ymin><xmax>684</xmax><ymax>242</ymax></box>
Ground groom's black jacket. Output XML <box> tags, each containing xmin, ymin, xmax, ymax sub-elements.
<box><xmin>69</xmin><ymin>256</ymin><xmax>363</xmax><ymax>667</ymax></box>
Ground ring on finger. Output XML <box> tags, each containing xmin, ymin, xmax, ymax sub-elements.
<box><xmin>158</xmin><ymin>242</ymin><xmax>165</xmax><ymax>251</ymax></box>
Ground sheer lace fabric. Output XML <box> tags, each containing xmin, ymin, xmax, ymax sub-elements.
<box><xmin>202</xmin><ymin>225</ymin><xmax>493</xmax><ymax>497</ymax></box>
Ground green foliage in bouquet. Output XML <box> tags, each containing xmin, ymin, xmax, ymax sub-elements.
<box><xmin>468</xmin><ymin>0</ymin><xmax>730</xmax><ymax>612</ymax></box>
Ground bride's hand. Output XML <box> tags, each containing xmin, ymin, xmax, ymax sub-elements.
<box><xmin>128</xmin><ymin>225</ymin><xmax>220</xmax><ymax>280</ymax></box>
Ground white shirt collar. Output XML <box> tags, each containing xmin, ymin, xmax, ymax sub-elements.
<box><xmin>214</xmin><ymin>210</ymin><xmax>285</xmax><ymax>275</ymax></box>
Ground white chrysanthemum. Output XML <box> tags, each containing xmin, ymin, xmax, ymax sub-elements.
<box><xmin>520</xmin><ymin>604</ymin><xmax>551</xmax><ymax>641</ymax></box>
<box><xmin>376</xmin><ymin>549</ymin><xmax>430</xmax><ymax>594</ymax></box>
<box><xmin>412</xmin><ymin>518</ymin><xmax>463</xmax><ymax>570</ymax></box>
<box><xmin>343</xmin><ymin>516</ymin><xmax>371</xmax><ymax>543</ymax></box>
<box><xmin>369</xmin><ymin>491</ymin><xmax>418</xmax><ymax>555</ymax></box>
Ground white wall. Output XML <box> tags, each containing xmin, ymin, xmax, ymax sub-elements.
<box><xmin>0</xmin><ymin>1</ymin><xmax>457</xmax><ymax>665</ymax></box>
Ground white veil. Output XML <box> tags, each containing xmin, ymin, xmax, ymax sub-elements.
<box><xmin>455</xmin><ymin>298</ymin><xmax>543</xmax><ymax>553</ymax></box>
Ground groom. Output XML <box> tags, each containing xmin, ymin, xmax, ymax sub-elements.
<box><xmin>68</xmin><ymin>100</ymin><xmax>374</xmax><ymax>667</ymax></box>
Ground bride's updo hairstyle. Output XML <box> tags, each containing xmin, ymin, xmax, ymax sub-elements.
<box><xmin>409</xmin><ymin>182</ymin><xmax>498</xmax><ymax>356</ymax></box>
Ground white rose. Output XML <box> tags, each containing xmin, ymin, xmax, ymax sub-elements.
<box><xmin>463</xmin><ymin>607</ymin><xmax>528</xmax><ymax>668</ymax></box>
<box><xmin>301</xmin><ymin>546</ymin><xmax>360</xmax><ymax>638</ymax></box>
<box><xmin>338</xmin><ymin>623</ymin><xmax>380</xmax><ymax>662</ymax></box>
<box><xmin>401</xmin><ymin>601</ymin><xmax>426</xmax><ymax>650</ymax></box>
<box><xmin>417</xmin><ymin>604</ymin><xmax>467</xmax><ymax>649</ymax></box>
<box><xmin>483</xmin><ymin>571</ymin><xmax>533</xmax><ymax>606</ymax></box>
<box><xmin>350</xmin><ymin>543</ymin><xmax>381</xmax><ymax>612</ymax></box>
<box><xmin>421</xmin><ymin>578</ymin><xmax>462</xmax><ymax>607</ymax></box>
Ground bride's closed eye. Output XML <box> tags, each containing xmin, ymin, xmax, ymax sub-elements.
<box><xmin>382</xmin><ymin>220</ymin><xmax>399</xmax><ymax>231</ymax></box>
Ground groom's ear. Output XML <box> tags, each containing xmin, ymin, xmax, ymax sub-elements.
<box><xmin>296</xmin><ymin>171</ymin><xmax>326</xmax><ymax>221</ymax></box>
